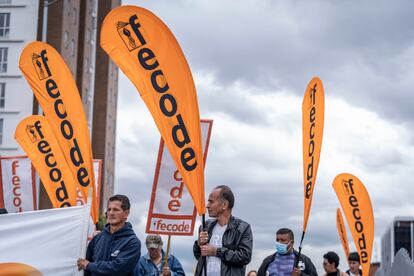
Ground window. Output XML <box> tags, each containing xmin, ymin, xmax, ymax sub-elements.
<box><xmin>70</xmin><ymin>39</ymin><xmax>75</xmax><ymax>56</ymax></box>
<box><xmin>0</xmin><ymin>118</ymin><xmax>3</xmax><ymax>144</ymax></box>
<box><xmin>0</xmin><ymin>47</ymin><xmax>7</xmax><ymax>72</ymax></box>
<box><xmin>86</xmin><ymin>28</ymin><xmax>91</xmax><ymax>43</ymax></box>
<box><xmin>64</xmin><ymin>31</ymin><xmax>68</xmax><ymax>48</ymax></box>
<box><xmin>0</xmin><ymin>13</ymin><xmax>10</xmax><ymax>38</ymax></box>
<box><xmin>0</xmin><ymin>83</ymin><xmax>5</xmax><ymax>108</ymax></box>
<box><xmin>73</xmin><ymin>7</ymin><xmax>77</xmax><ymax>24</ymax></box>
<box><xmin>394</xmin><ymin>222</ymin><xmax>412</xmax><ymax>258</ymax></box>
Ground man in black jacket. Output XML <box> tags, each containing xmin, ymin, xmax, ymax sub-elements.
<box><xmin>257</xmin><ymin>228</ymin><xmax>318</xmax><ymax>276</ymax></box>
<box><xmin>193</xmin><ymin>185</ymin><xmax>253</xmax><ymax>276</ymax></box>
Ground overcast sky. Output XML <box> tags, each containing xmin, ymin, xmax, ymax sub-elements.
<box><xmin>116</xmin><ymin>0</ymin><xmax>414</xmax><ymax>274</ymax></box>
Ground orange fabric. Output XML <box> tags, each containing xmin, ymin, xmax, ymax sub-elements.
<box><xmin>100</xmin><ymin>6</ymin><xmax>205</xmax><ymax>214</ymax></box>
<box><xmin>0</xmin><ymin>263</ymin><xmax>42</xmax><ymax>276</ymax></box>
<box><xmin>19</xmin><ymin>42</ymin><xmax>97</xmax><ymax>222</ymax></box>
<box><xmin>302</xmin><ymin>77</ymin><xmax>324</xmax><ymax>231</ymax></box>
<box><xmin>336</xmin><ymin>208</ymin><xmax>350</xmax><ymax>258</ymax></box>
<box><xmin>14</xmin><ymin>115</ymin><xmax>77</xmax><ymax>208</ymax></box>
<box><xmin>333</xmin><ymin>173</ymin><xmax>374</xmax><ymax>276</ymax></box>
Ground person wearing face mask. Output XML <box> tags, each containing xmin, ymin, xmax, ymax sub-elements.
<box><xmin>257</xmin><ymin>228</ymin><xmax>318</xmax><ymax>276</ymax></box>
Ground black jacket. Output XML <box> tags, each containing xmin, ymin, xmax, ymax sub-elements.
<box><xmin>85</xmin><ymin>222</ymin><xmax>141</xmax><ymax>276</ymax></box>
<box><xmin>345</xmin><ymin>269</ymin><xmax>362</xmax><ymax>275</ymax></box>
<box><xmin>257</xmin><ymin>250</ymin><xmax>318</xmax><ymax>276</ymax></box>
<box><xmin>193</xmin><ymin>216</ymin><xmax>253</xmax><ymax>276</ymax></box>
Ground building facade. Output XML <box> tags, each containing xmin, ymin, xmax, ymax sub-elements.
<box><xmin>42</xmin><ymin>0</ymin><xmax>120</xmax><ymax>214</ymax></box>
<box><xmin>381</xmin><ymin>217</ymin><xmax>414</xmax><ymax>275</ymax></box>
<box><xmin>0</xmin><ymin>0</ymin><xmax>39</xmax><ymax>156</ymax></box>
<box><xmin>0</xmin><ymin>0</ymin><xmax>119</xmax><ymax>215</ymax></box>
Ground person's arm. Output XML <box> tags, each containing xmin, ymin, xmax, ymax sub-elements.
<box><xmin>169</xmin><ymin>255</ymin><xmax>185</xmax><ymax>276</ymax></box>
<box><xmin>193</xmin><ymin>226</ymin><xmax>209</xmax><ymax>260</ymax></box>
<box><xmin>257</xmin><ymin>256</ymin><xmax>271</xmax><ymax>276</ymax></box>
<box><xmin>300</xmin><ymin>256</ymin><xmax>318</xmax><ymax>276</ymax></box>
<box><xmin>193</xmin><ymin>239</ymin><xmax>201</xmax><ymax>260</ymax></box>
<box><xmin>81</xmin><ymin>235</ymin><xmax>96</xmax><ymax>276</ymax></box>
<box><xmin>86</xmin><ymin>238</ymin><xmax>141</xmax><ymax>274</ymax></box>
<box><xmin>133</xmin><ymin>256</ymin><xmax>142</xmax><ymax>276</ymax></box>
<box><xmin>215</xmin><ymin>223</ymin><xmax>253</xmax><ymax>265</ymax></box>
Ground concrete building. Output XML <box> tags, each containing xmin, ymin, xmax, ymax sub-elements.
<box><xmin>41</xmin><ymin>0</ymin><xmax>120</xmax><ymax>214</ymax></box>
<box><xmin>0</xmin><ymin>0</ymin><xmax>39</xmax><ymax>156</ymax></box>
<box><xmin>92</xmin><ymin>0</ymin><xmax>120</xmax><ymax>212</ymax></box>
<box><xmin>0</xmin><ymin>0</ymin><xmax>120</xmax><ymax>215</ymax></box>
<box><xmin>381</xmin><ymin>217</ymin><xmax>414</xmax><ymax>275</ymax></box>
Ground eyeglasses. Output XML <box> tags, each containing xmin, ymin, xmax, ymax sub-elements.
<box><xmin>322</xmin><ymin>262</ymin><xmax>329</xmax><ymax>266</ymax></box>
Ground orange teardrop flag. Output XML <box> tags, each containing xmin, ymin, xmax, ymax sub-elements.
<box><xmin>0</xmin><ymin>262</ymin><xmax>43</xmax><ymax>276</ymax></box>
<box><xmin>15</xmin><ymin>115</ymin><xmax>77</xmax><ymax>208</ymax></box>
<box><xmin>302</xmin><ymin>77</ymin><xmax>324</xmax><ymax>232</ymax></box>
<box><xmin>336</xmin><ymin>208</ymin><xmax>350</xmax><ymax>258</ymax></box>
<box><xmin>18</xmin><ymin>42</ymin><xmax>97</xmax><ymax>222</ymax></box>
<box><xmin>100</xmin><ymin>6</ymin><xmax>205</xmax><ymax>214</ymax></box>
<box><xmin>332</xmin><ymin>173</ymin><xmax>374</xmax><ymax>276</ymax></box>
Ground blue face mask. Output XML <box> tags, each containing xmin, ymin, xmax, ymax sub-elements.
<box><xmin>275</xmin><ymin>241</ymin><xmax>291</xmax><ymax>255</ymax></box>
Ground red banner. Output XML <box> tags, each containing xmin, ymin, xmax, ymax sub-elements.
<box><xmin>146</xmin><ymin>120</ymin><xmax>213</xmax><ymax>235</ymax></box>
<box><xmin>0</xmin><ymin>156</ymin><xmax>37</xmax><ymax>213</ymax></box>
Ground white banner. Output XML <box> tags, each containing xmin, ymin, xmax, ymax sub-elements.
<box><xmin>146</xmin><ymin>120</ymin><xmax>213</xmax><ymax>235</ymax></box>
<box><xmin>0</xmin><ymin>156</ymin><xmax>36</xmax><ymax>213</ymax></box>
<box><xmin>0</xmin><ymin>157</ymin><xmax>102</xmax><ymax>213</ymax></box>
<box><xmin>0</xmin><ymin>204</ymin><xmax>90</xmax><ymax>276</ymax></box>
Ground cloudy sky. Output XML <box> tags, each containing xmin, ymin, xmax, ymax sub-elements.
<box><xmin>115</xmin><ymin>0</ymin><xmax>414</xmax><ymax>274</ymax></box>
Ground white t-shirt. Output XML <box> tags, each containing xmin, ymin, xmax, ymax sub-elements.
<box><xmin>206</xmin><ymin>223</ymin><xmax>227</xmax><ymax>276</ymax></box>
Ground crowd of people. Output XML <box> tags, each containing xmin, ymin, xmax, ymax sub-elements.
<box><xmin>75</xmin><ymin>186</ymin><xmax>364</xmax><ymax>276</ymax></box>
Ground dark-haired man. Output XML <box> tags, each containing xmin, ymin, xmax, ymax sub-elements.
<box><xmin>257</xmin><ymin>228</ymin><xmax>318</xmax><ymax>276</ymax></box>
<box><xmin>193</xmin><ymin>185</ymin><xmax>253</xmax><ymax>275</ymax></box>
<box><xmin>345</xmin><ymin>252</ymin><xmax>362</xmax><ymax>276</ymax></box>
<box><xmin>322</xmin><ymin>251</ymin><xmax>347</xmax><ymax>276</ymax></box>
<box><xmin>77</xmin><ymin>194</ymin><xmax>141</xmax><ymax>276</ymax></box>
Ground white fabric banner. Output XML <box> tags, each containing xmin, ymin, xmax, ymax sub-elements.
<box><xmin>0</xmin><ymin>156</ymin><xmax>36</xmax><ymax>213</ymax></box>
<box><xmin>0</xmin><ymin>204</ymin><xmax>90</xmax><ymax>276</ymax></box>
<box><xmin>146</xmin><ymin>120</ymin><xmax>213</xmax><ymax>235</ymax></box>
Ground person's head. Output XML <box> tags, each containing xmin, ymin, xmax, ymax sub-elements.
<box><xmin>207</xmin><ymin>185</ymin><xmax>234</xmax><ymax>218</ymax></box>
<box><xmin>146</xmin><ymin>234</ymin><xmax>163</xmax><ymax>260</ymax></box>
<box><xmin>0</xmin><ymin>208</ymin><xmax>8</xmax><ymax>215</ymax></box>
<box><xmin>106</xmin><ymin>194</ymin><xmax>130</xmax><ymax>226</ymax></box>
<box><xmin>247</xmin><ymin>270</ymin><xmax>257</xmax><ymax>276</ymax></box>
<box><xmin>323</xmin><ymin>251</ymin><xmax>340</xmax><ymax>273</ymax></box>
<box><xmin>275</xmin><ymin>228</ymin><xmax>294</xmax><ymax>254</ymax></box>
<box><xmin>348</xmin><ymin>252</ymin><xmax>361</xmax><ymax>273</ymax></box>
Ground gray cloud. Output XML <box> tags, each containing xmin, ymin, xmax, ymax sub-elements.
<box><xmin>126</xmin><ymin>0</ymin><xmax>414</xmax><ymax>125</ymax></box>
<box><xmin>116</xmin><ymin>0</ymin><xmax>414</xmax><ymax>274</ymax></box>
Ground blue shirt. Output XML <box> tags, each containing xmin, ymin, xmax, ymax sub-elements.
<box><xmin>267</xmin><ymin>252</ymin><xmax>296</xmax><ymax>276</ymax></box>
<box><xmin>134</xmin><ymin>251</ymin><xmax>185</xmax><ymax>276</ymax></box>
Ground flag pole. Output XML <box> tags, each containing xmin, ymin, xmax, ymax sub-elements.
<box><xmin>163</xmin><ymin>235</ymin><xmax>171</xmax><ymax>268</ymax></box>
<box><xmin>295</xmin><ymin>231</ymin><xmax>305</xmax><ymax>267</ymax></box>
<box><xmin>202</xmin><ymin>214</ymin><xmax>207</xmax><ymax>276</ymax></box>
